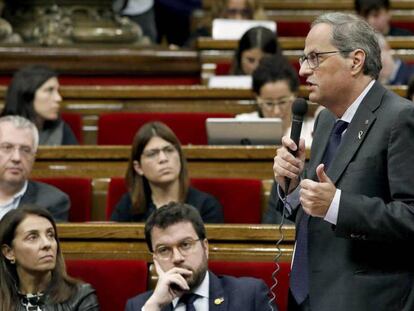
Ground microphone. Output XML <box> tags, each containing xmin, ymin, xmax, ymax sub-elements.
<box><xmin>284</xmin><ymin>98</ymin><xmax>308</xmax><ymax>193</ymax></box>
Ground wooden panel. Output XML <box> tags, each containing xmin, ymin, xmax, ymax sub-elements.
<box><xmin>58</xmin><ymin>223</ymin><xmax>295</xmax><ymax>262</ymax></box>
<box><xmin>0</xmin><ymin>46</ymin><xmax>200</xmax><ymax>76</ymax></box>
<box><xmin>198</xmin><ymin>36</ymin><xmax>414</xmax><ymax>51</ymax></box>
<box><xmin>202</xmin><ymin>0</ymin><xmax>414</xmax><ymax>10</ymax></box>
<box><xmin>33</xmin><ymin>145</ymin><xmax>278</xmax><ymax>179</ymax></box>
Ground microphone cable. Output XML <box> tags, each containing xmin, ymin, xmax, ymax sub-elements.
<box><xmin>268</xmin><ymin>185</ymin><xmax>293</xmax><ymax>311</ymax></box>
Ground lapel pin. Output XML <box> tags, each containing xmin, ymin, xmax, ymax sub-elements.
<box><xmin>365</xmin><ymin>119</ymin><xmax>369</xmax><ymax>125</ymax></box>
<box><xmin>358</xmin><ymin>130</ymin><xmax>364</xmax><ymax>139</ymax></box>
<box><xmin>214</xmin><ymin>297</ymin><xmax>224</xmax><ymax>305</ymax></box>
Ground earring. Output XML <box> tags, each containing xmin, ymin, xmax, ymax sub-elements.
<box><xmin>10</xmin><ymin>258</ymin><xmax>15</xmax><ymax>264</ymax></box>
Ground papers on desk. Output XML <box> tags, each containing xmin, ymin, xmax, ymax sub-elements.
<box><xmin>212</xmin><ymin>19</ymin><xmax>277</xmax><ymax>40</ymax></box>
<box><xmin>208</xmin><ymin>75</ymin><xmax>252</xmax><ymax>89</ymax></box>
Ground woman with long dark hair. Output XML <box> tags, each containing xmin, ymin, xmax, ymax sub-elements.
<box><xmin>0</xmin><ymin>205</ymin><xmax>99</xmax><ymax>310</ymax></box>
<box><xmin>2</xmin><ymin>64</ymin><xmax>78</xmax><ymax>145</ymax></box>
<box><xmin>110</xmin><ymin>121</ymin><xmax>224</xmax><ymax>223</ymax></box>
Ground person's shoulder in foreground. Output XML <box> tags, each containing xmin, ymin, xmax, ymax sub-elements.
<box><xmin>125</xmin><ymin>271</ymin><xmax>275</xmax><ymax>311</ymax></box>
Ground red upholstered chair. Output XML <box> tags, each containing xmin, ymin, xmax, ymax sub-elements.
<box><xmin>34</xmin><ymin>177</ymin><xmax>92</xmax><ymax>222</ymax></box>
<box><xmin>61</xmin><ymin>112</ymin><xmax>83</xmax><ymax>144</ymax></box>
<box><xmin>106</xmin><ymin>177</ymin><xmax>128</xmax><ymax>220</ymax></box>
<box><xmin>65</xmin><ymin>259</ymin><xmax>148</xmax><ymax>311</ymax></box>
<box><xmin>208</xmin><ymin>261</ymin><xmax>290</xmax><ymax>311</ymax></box>
<box><xmin>97</xmin><ymin>112</ymin><xmax>232</xmax><ymax>145</ymax></box>
<box><xmin>191</xmin><ymin>178</ymin><xmax>262</xmax><ymax>224</ymax></box>
<box><xmin>106</xmin><ymin>177</ymin><xmax>262</xmax><ymax>224</ymax></box>
<box><xmin>277</xmin><ymin>21</ymin><xmax>311</xmax><ymax>36</ymax></box>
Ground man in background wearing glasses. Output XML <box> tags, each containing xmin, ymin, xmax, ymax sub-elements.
<box><xmin>125</xmin><ymin>202</ymin><xmax>277</xmax><ymax>311</ymax></box>
<box><xmin>272</xmin><ymin>12</ymin><xmax>414</xmax><ymax>311</ymax></box>
<box><xmin>0</xmin><ymin>115</ymin><xmax>69</xmax><ymax>221</ymax></box>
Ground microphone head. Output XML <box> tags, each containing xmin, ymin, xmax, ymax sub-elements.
<box><xmin>292</xmin><ymin>98</ymin><xmax>308</xmax><ymax>117</ymax></box>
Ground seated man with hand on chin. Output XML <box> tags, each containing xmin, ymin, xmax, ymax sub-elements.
<box><xmin>125</xmin><ymin>202</ymin><xmax>277</xmax><ymax>311</ymax></box>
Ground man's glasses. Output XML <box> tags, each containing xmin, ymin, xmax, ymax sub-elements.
<box><xmin>299</xmin><ymin>50</ymin><xmax>352</xmax><ymax>69</ymax></box>
<box><xmin>142</xmin><ymin>145</ymin><xmax>177</xmax><ymax>160</ymax></box>
<box><xmin>257</xmin><ymin>96</ymin><xmax>295</xmax><ymax>110</ymax></box>
<box><xmin>0</xmin><ymin>143</ymin><xmax>35</xmax><ymax>158</ymax></box>
<box><xmin>153</xmin><ymin>238</ymin><xmax>201</xmax><ymax>260</ymax></box>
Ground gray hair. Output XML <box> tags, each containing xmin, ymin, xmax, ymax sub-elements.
<box><xmin>0</xmin><ymin>115</ymin><xmax>39</xmax><ymax>151</ymax></box>
<box><xmin>312</xmin><ymin>12</ymin><xmax>382</xmax><ymax>79</ymax></box>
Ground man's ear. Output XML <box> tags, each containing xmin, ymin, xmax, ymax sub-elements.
<box><xmin>202</xmin><ymin>239</ymin><xmax>209</xmax><ymax>259</ymax></box>
<box><xmin>133</xmin><ymin>160</ymin><xmax>144</xmax><ymax>176</ymax></box>
<box><xmin>350</xmin><ymin>49</ymin><xmax>366</xmax><ymax>75</ymax></box>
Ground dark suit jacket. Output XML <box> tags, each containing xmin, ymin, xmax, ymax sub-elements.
<box><xmin>277</xmin><ymin>81</ymin><xmax>414</xmax><ymax>311</ymax></box>
<box><xmin>19</xmin><ymin>180</ymin><xmax>70</xmax><ymax>222</ymax></box>
<box><xmin>111</xmin><ymin>186</ymin><xmax>224</xmax><ymax>223</ymax></box>
<box><xmin>389</xmin><ymin>60</ymin><xmax>414</xmax><ymax>85</ymax></box>
<box><xmin>125</xmin><ymin>271</ymin><xmax>276</xmax><ymax>311</ymax></box>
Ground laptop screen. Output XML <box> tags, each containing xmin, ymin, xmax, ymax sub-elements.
<box><xmin>206</xmin><ymin>118</ymin><xmax>283</xmax><ymax>145</ymax></box>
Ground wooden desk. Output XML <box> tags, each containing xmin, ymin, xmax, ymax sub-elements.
<box><xmin>33</xmin><ymin>145</ymin><xmax>279</xmax><ymax>220</ymax></box>
<box><xmin>0</xmin><ymin>46</ymin><xmax>200</xmax><ymax>85</ymax></box>
<box><xmin>198</xmin><ymin>36</ymin><xmax>414</xmax><ymax>51</ymax></box>
<box><xmin>202</xmin><ymin>0</ymin><xmax>414</xmax><ymax>10</ymax></box>
<box><xmin>58</xmin><ymin>223</ymin><xmax>295</xmax><ymax>262</ymax></box>
<box><xmin>33</xmin><ymin>145</ymin><xmax>278</xmax><ymax>179</ymax></box>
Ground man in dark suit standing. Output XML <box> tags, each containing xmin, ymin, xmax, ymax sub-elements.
<box><xmin>0</xmin><ymin>115</ymin><xmax>69</xmax><ymax>221</ymax></box>
<box><xmin>273</xmin><ymin>12</ymin><xmax>414</xmax><ymax>311</ymax></box>
<box><xmin>125</xmin><ymin>202</ymin><xmax>276</xmax><ymax>311</ymax></box>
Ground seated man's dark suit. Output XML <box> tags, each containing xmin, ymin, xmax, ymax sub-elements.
<box><xmin>19</xmin><ymin>180</ymin><xmax>70</xmax><ymax>221</ymax></box>
<box><xmin>125</xmin><ymin>271</ymin><xmax>275</xmax><ymax>311</ymax></box>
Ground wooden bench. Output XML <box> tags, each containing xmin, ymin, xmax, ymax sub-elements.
<box><xmin>33</xmin><ymin>145</ymin><xmax>279</xmax><ymax>220</ymax></box>
<box><xmin>0</xmin><ymin>46</ymin><xmax>201</xmax><ymax>86</ymax></box>
<box><xmin>58</xmin><ymin>223</ymin><xmax>295</xmax><ymax>262</ymax></box>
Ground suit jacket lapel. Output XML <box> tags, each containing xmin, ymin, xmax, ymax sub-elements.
<box><xmin>208</xmin><ymin>271</ymin><xmax>227</xmax><ymax>311</ymax></box>
<box><xmin>309</xmin><ymin>81</ymin><xmax>384</xmax><ymax>184</ymax></box>
<box><xmin>326</xmin><ymin>82</ymin><xmax>384</xmax><ymax>183</ymax></box>
<box><xmin>18</xmin><ymin>180</ymin><xmax>33</xmax><ymax>205</ymax></box>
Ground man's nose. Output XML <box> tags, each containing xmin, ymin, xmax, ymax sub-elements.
<box><xmin>10</xmin><ymin>147</ymin><xmax>22</xmax><ymax>161</ymax></box>
<box><xmin>171</xmin><ymin>247</ymin><xmax>185</xmax><ymax>263</ymax></box>
<box><xmin>299</xmin><ymin>61</ymin><xmax>312</xmax><ymax>77</ymax></box>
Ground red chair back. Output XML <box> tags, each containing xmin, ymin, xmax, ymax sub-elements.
<box><xmin>191</xmin><ymin>178</ymin><xmax>262</xmax><ymax>224</ymax></box>
<box><xmin>34</xmin><ymin>177</ymin><xmax>92</xmax><ymax>222</ymax></box>
<box><xmin>106</xmin><ymin>177</ymin><xmax>128</xmax><ymax>220</ymax></box>
<box><xmin>66</xmin><ymin>259</ymin><xmax>148</xmax><ymax>311</ymax></box>
<box><xmin>97</xmin><ymin>112</ymin><xmax>232</xmax><ymax>145</ymax></box>
<box><xmin>208</xmin><ymin>261</ymin><xmax>290</xmax><ymax>311</ymax></box>
<box><xmin>106</xmin><ymin>177</ymin><xmax>262</xmax><ymax>223</ymax></box>
<box><xmin>61</xmin><ymin>112</ymin><xmax>83</xmax><ymax>144</ymax></box>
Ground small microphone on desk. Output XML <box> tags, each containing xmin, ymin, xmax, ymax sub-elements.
<box><xmin>285</xmin><ymin>98</ymin><xmax>308</xmax><ymax>193</ymax></box>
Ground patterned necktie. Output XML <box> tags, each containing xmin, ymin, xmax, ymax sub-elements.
<box><xmin>178</xmin><ymin>293</ymin><xmax>199</xmax><ymax>311</ymax></box>
<box><xmin>290</xmin><ymin>120</ymin><xmax>349</xmax><ymax>304</ymax></box>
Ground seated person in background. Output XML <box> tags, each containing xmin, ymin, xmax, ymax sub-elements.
<box><xmin>111</xmin><ymin>121</ymin><xmax>224</xmax><ymax>223</ymax></box>
<box><xmin>212</xmin><ymin>0</ymin><xmax>265</xmax><ymax>20</ymax></box>
<box><xmin>407</xmin><ymin>75</ymin><xmax>414</xmax><ymax>101</ymax></box>
<box><xmin>125</xmin><ymin>202</ymin><xmax>277</xmax><ymax>311</ymax></box>
<box><xmin>355</xmin><ymin>0</ymin><xmax>413</xmax><ymax>36</ymax></box>
<box><xmin>230</xmin><ymin>26</ymin><xmax>282</xmax><ymax>75</ymax></box>
<box><xmin>187</xmin><ymin>0</ymin><xmax>266</xmax><ymax>46</ymax></box>
<box><xmin>376</xmin><ymin>33</ymin><xmax>414</xmax><ymax>85</ymax></box>
<box><xmin>2</xmin><ymin>64</ymin><xmax>78</xmax><ymax>145</ymax></box>
<box><xmin>0</xmin><ymin>205</ymin><xmax>99</xmax><ymax>310</ymax></box>
<box><xmin>0</xmin><ymin>116</ymin><xmax>70</xmax><ymax>221</ymax></box>
<box><xmin>236</xmin><ymin>56</ymin><xmax>315</xmax><ymax>145</ymax></box>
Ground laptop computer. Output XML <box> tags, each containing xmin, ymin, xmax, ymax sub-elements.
<box><xmin>206</xmin><ymin>118</ymin><xmax>283</xmax><ymax>145</ymax></box>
